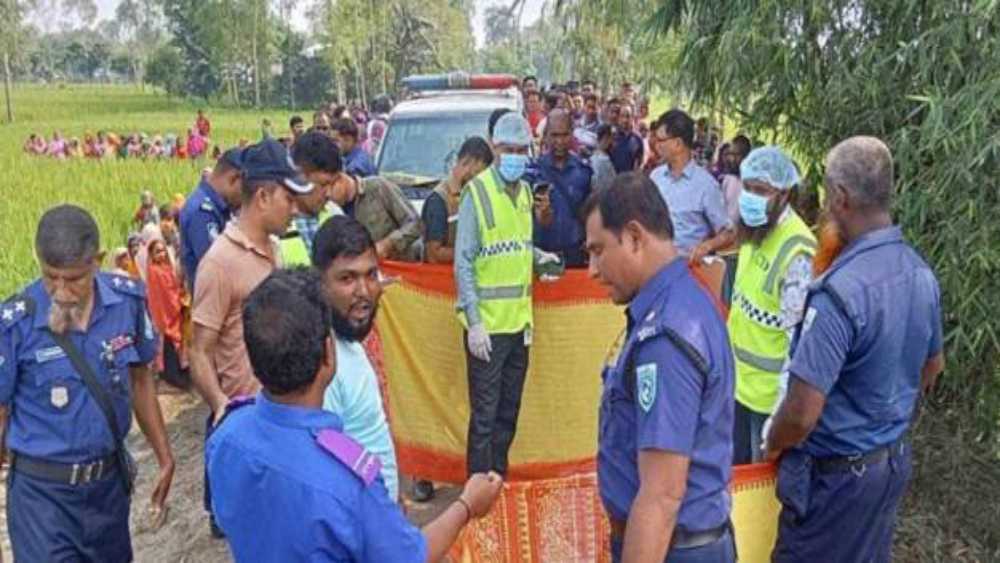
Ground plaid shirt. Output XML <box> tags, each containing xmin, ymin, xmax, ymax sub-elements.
<box><xmin>293</xmin><ymin>215</ymin><xmax>321</xmax><ymax>256</ymax></box>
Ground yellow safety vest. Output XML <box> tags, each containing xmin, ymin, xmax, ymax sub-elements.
<box><xmin>458</xmin><ymin>166</ymin><xmax>534</xmax><ymax>335</ymax></box>
<box><xmin>281</xmin><ymin>208</ymin><xmax>333</xmax><ymax>267</ymax></box>
<box><xmin>728</xmin><ymin>210</ymin><xmax>816</xmax><ymax>414</ymax></box>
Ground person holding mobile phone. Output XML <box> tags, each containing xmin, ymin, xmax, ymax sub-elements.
<box><xmin>531</xmin><ymin>109</ymin><xmax>594</xmax><ymax>267</ymax></box>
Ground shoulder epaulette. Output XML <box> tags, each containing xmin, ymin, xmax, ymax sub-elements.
<box><xmin>315</xmin><ymin>428</ymin><xmax>382</xmax><ymax>487</ymax></box>
<box><xmin>0</xmin><ymin>295</ymin><xmax>34</xmax><ymax>331</ymax></box>
<box><xmin>104</xmin><ymin>273</ymin><xmax>147</xmax><ymax>298</ymax></box>
<box><xmin>200</xmin><ymin>199</ymin><xmax>215</xmax><ymax>213</ymax></box>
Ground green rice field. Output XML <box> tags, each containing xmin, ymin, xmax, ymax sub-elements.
<box><xmin>0</xmin><ymin>84</ymin><xmax>289</xmax><ymax>297</ymax></box>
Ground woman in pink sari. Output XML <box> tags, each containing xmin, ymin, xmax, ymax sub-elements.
<box><xmin>187</xmin><ymin>128</ymin><xmax>207</xmax><ymax>158</ymax></box>
<box><xmin>145</xmin><ymin>238</ymin><xmax>190</xmax><ymax>390</ymax></box>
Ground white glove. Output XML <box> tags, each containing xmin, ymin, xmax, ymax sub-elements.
<box><xmin>467</xmin><ymin>323</ymin><xmax>492</xmax><ymax>362</ymax></box>
<box><xmin>537</xmin><ymin>251</ymin><xmax>561</xmax><ymax>265</ymax></box>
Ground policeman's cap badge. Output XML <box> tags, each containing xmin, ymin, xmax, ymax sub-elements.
<box><xmin>637</xmin><ymin>363</ymin><xmax>657</xmax><ymax>413</ymax></box>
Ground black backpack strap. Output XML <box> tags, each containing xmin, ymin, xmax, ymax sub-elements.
<box><xmin>623</xmin><ymin>324</ymin><xmax>710</xmax><ymax>400</ymax></box>
<box><xmin>49</xmin><ymin>331</ymin><xmax>133</xmax><ymax>495</ymax></box>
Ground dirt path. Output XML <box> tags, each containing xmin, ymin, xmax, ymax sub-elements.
<box><xmin>1</xmin><ymin>392</ymin><xmax>455</xmax><ymax>562</ymax></box>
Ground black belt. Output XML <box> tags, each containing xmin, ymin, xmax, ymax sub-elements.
<box><xmin>11</xmin><ymin>452</ymin><xmax>119</xmax><ymax>486</ymax></box>
<box><xmin>814</xmin><ymin>440</ymin><xmax>906</xmax><ymax>475</ymax></box>
<box><xmin>610</xmin><ymin>517</ymin><xmax>730</xmax><ymax>549</ymax></box>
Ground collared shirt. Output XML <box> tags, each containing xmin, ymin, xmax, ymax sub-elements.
<box><xmin>179</xmin><ymin>179</ymin><xmax>231</xmax><ymax>289</ymax></box>
<box><xmin>292</xmin><ymin>202</ymin><xmax>344</xmax><ymax>259</ymax></box>
<box><xmin>788</xmin><ymin>226</ymin><xmax>943</xmax><ymax>457</ymax></box>
<box><xmin>348</xmin><ymin>176</ymin><xmax>422</xmax><ymax>262</ymax></box>
<box><xmin>192</xmin><ymin>224</ymin><xmax>276</xmax><ymax>398</ymax></box>
<box><xmin>530</xmin><ymin>152</ymin><xmax>593</xmax><ymax>266</ymax></box>
<box><xmin>590</xmin><ymin>150</ymin><xmax>616</xmax><ymax>192</ymax></box>
<box><xmin>0</xmin><ymin>273</ymin><xmax>157</xmax><ymax>462</ymax></box>
<box><xmin>323</xmin><ymin>337</ymin><xmax>399</xmax><ymax>500</ymax></box>
<box><xmin>610</xmin><ymin>131</ymin><xmax>644</xmax><ymax>173</ymax></box>
<box><xmin>650</xmin><ymin>160</ymin><xmax>731</xmax><ymax>255</ymax></box>
<box><xmin>598</xmin><ymin>259</ymin><xmax>734</xmax><ymax>531</ymax></box>
<box><xmin>344</xmin><ymin>146</ymin><xmax>377</xmax><ymax>178</ymax></box>
<box><xmin>207</xmin><ymin>393</ymin><xmax>427</xmax><ymax>562</ymax></box>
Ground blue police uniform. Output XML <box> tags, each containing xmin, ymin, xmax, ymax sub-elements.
<box><xmin>207</xmin><ymin>392</ymin><xmax>427</xmax><ymax>562</ymax></box>
<box><xmin>344</xmin><ymin>146</ymin><xmax>377</xmax><ymax>178</ymax></box>
<box><xmin>0</xmin><ymin>272</ymin><xmax>157</xmax><ymax>562</ymax></box>
<box><xmin>773</xmin><ymin>226</ymin><xmax>943</xmax><ymax>563</ymax></box>
<box><xmin>179</xmin><ymin>178</ymin><xmax>232</xmax><ymax>290</ymax></box>
<box><xmin>598</xmin><ymin>259</ymin><xmax>736</xmax><ymax>562</ymax></box>
<box><xmin>530</xmin><ymin>152</ymin><xmax>593</xmax><ymax>267</ymax></box>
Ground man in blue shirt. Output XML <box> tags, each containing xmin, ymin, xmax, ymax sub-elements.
<box><xmin>207</xmin><ymin>268</ymin><xmax>503</xmax><ymax>562</ymax></box>
<box><xmin>764</xmin><ymin>137</ymin><xmax>945</xmax><ymax>563</ymax></box>
<box><xmin>649</xmin><ymin>110</ymin><xmax>735</xmax><ymax>260</ymax></box>
<box><xmin>312</xmin><ymin>215</ymin><xmax>399</xmax><ymax>500</ymax></box>
<box><xmin>610</xmin><ymin>103</ymin><xmax>644</xmax><ymax>173</ymax></box>
<box><xmin>532</xmin><ymin>109</ymin><xmax>594</xmax><ymax>267</ymax></box>
<box><xmin>179</xmin><ymin>148</ymin><xmax>244</xmax><ymax>289</ymax></box>
<box><xmin>333</xmin><ymin>117</ymin><xmax>377</xmax><ymax>177</ymax></box>
<box><xmin>0</xmin><ymin>205</ymin><xmax>175</xmax><ymax>562</ymax></box>
<box><xmin>585</xmin><ymin>173</ymin><xmax>736</xmax><ymax>562</ymax></box>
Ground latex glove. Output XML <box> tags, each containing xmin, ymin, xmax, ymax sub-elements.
<box><xmin>537</xmin><ymin>250</ymin><xmax>561</xmax><ymax>265</ymax></box>
<box><xmin>467</xmin><ymin>323</ymin><xmax>492</xmax><ymax>362</ymax></box>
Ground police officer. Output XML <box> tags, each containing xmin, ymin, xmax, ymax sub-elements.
<box><xmin>207</xmin><ymin>268</ymin><xmax>503</xmax><ymax>562</ymax></box>
<box><xmin>585</xmin><ymin>173</ymin><xmax>736</xmax><ymax>562</ymax></box>
<box><xmin>764</xmin><ymin>137</ymin><xmax>945</xmax><ymax>562</ymax></box>
<box><xmin>178</xmin><ymin>147</ymin><xmax>244</xmax><ymax>289</ymax></box>
<box><xmin>0</xmin><ymin>205</ymin><xmax>175</xmax><ymax>562</ymax></box>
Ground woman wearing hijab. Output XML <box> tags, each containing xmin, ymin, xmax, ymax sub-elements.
<box><xmin>145</xmin><ymin>238</ymin><xmax>191</xmax><ymax>391</ymax></box>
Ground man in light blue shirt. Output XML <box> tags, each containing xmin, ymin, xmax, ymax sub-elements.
<box><xmin>648</xmin><ymin>110</ymin><xmax>735</xmax><ymax>262</ymax></box>
<box><xmin>311</xmin><ymin>215</ymin><xmax>399</xmax><ymax>500</ymax></box>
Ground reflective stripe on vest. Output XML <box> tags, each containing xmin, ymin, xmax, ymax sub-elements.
<box><xmin>728</xmin><ymin>211</ymin><xmax>816</xmax><ymax>413</ymax></box>
<box><xmin>459</xmin><ymin>166</ymin><xmax>534</xmax><ymax>334</ymax></box>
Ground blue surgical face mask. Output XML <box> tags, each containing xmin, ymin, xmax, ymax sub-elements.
<box><xmin>497</xmin><ymin>153</ymin><xmax>528</xmax><ymax>183</ymax></box>
<box><xmin>738</xmin><ymin>190</ymin><xmax>771</xmax><ymax>227</ymax></box>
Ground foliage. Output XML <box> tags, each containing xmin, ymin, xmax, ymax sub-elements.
<box><xmin>145</xmin><ymin>44</ymin><xmax>185</xmax><ymax>96</ymax></box>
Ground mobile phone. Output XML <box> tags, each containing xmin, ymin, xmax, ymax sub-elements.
<box><xmin>533</xmin><ymin>182</ymin><xmax>551</xmax><ymax>196</ymax></box>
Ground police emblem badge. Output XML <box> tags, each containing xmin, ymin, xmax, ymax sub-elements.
<box><xmin>51</xmin><ymin>385</ymin><xmax>69</xmax><ymax>408</ymax></box>
<box><xmin>636</xmin><ymin>363</ymin><xmax>657</xmax><ymax>412</ymax></box>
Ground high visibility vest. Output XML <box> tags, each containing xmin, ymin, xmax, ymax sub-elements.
<box><xmin>458</xmin><ymin>166</ymin><xmax>534</xmax><ymax>335</ymax></box>
<box><xmin>728</xmin><ymin>210</ymin><xmax>816</xmax><ymax>414</ymax></box>
<box><xmin>281</xmin><ymin>208</ymin><xmax>332</xmax><ymax>267</ymax></box>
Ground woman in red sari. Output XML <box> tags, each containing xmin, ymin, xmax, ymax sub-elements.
<box><xmin>145</xmin><ymin>239</ymin><xmax>190</xmax><ymax>390</ymax></box>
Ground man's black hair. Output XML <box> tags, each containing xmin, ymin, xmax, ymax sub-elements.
<box><xmin>596</xmin><ymin>123</ymin><xmax>613</xmax><ymax>142</ymax></box>
<box><xmin>731</xmin><ymin>134</ymin><xmax>752</xmax><ymax>156</ymax></box>
<box><xmin>290</xmin><ymin>115</ymin><xmax>304</xmax><ymax>128</ymax></box>
<box><xmin>291</xmin><ymin>131</ymin><xmax>343</xmax><ymax>174</ymax></box>
<box><xmin>582</xmin><ymin>79</ymin><xmax>596</xmax><ymax>88</ymax></box>
<box><xmin>581</xmin><ymin>172</ymin><xmax>674</xmax><ymax>241</ymax></box>
<box><xmin>522</xmin><ymin>75</ymin><xmax>537</xmax><ymax>86</ymax></box>
<box><xmin>243</xmin><ymin>267</ymin><xmax>331</xmax><ymax>396</ymax></box>
<box><xmin>312</xmin><ymin>215</ymin><xmax>376</xmax><ymax>271</ymax></box>
<box><xmin>656</xmin><ymin>109</ymin><xmax>695</xmax><ymax>149</ymax></box>
<box><xmin>36</xmin><ymin>204</ymin><xmax>101</xmax><ymax>267</ymax></box>
<box><xmin>488</xmin><ymin>108</ymin><xmax>513</xmax><ymax>139</ymax></box>
<box><xmin>331</xmin><ymin>118</ymin><xmax>359</xmax><ymax>139</ymax></box>
<box><xmin>457</xmin><ymin>136</ymin><xmax>494</xmax><ymax>166</ymax></box>
<box><xmin>545</xmin><ymin>93</ymin><xmax>561</xmax><ymax>111</ymax></box>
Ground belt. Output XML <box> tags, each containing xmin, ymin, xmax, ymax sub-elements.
<box><xmin>11</xmin><ymin>452</ymin><xmax>119</xmax><ymax>486</ymax></box>
<box><xmin>609</xmin><ymin>517</ymin><xmax>730</xmax><ymax>549</ymax></box>
<box><xmin>814</xmin><ymin>440</ymin><xmax>906</xmax><ymax>475</ymax></box>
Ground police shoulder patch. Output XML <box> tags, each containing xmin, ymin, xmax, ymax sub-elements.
<box><xmin>1</xmin><ymin>294</ymin><xmax>34</xmax><ymax>331</ymax></box>
<box><xmin>315</xmin><ymin>428</ymin><xmax>382</xmax><ymax>487</ymax></box>
<box><xmin>200</xmin><ymin>199</ymin><xmax>215</xmax><ymax>213</ymax></box>
<box><xmin>636</xmin><ymin>363</ymin><xmax>658</xmax><ymax>413</ymax></box>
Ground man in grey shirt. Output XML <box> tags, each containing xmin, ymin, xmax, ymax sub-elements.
<box><xmin>648</xmin><ymin>109</ymin><xmax>735</xmax><ymax>262</ymax></box>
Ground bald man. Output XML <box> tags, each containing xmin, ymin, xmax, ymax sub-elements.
<box><xmin>764</xmin><ymin>137</ymin><xmax>945</xmax><ymax>563</ymax></box>
<box><xmin>530</xmin><ymin>109</ymin><xmax>594</xmax><ymax>267</ymax></box>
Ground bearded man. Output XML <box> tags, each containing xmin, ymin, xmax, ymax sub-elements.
<box><xmin>312</xmin><ymin>215</ymin><xmax>400</xmax><ymax>501</ymax></box>
<box><xmin>726</xmin><ymin>147</ymin><xmax>817</xmax><ymax>464</ymax></box>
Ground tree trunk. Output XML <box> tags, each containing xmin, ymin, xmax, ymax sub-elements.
<box><xmin>3</xmin><ymin>51</ymin><xmax>13</xmax><ymax>124</ymax></box>
<box><xmin>252</xmin><ymin>0</ymin><xmax>261</xmax><ymax>108</ymax></box>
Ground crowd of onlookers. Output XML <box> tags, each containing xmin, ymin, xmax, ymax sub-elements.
<box><xmin>22</xmin><ymin>110</ymin><xmax>217</xmax><ymax>161</ymax></box>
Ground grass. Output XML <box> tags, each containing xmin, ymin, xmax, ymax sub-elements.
<box><xmin>0</xmin><ymin>84</ymin><xmax>290</xmax><ymax>296</ymax></box>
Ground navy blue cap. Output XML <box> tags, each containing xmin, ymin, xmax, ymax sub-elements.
<box><xmin>220</xmin><ymin>147</ymin><xmax>246</xmax><ymax>170</ymax></box>
<box><xmin>240</xmin><ymin>139</ymin><xmax>313</xmax><ymax>194</ymax></box>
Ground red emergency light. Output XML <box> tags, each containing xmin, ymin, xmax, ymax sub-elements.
<box><xmin>403</xmin><ymin>72</ymin><xmax>518</xmax><ymax>91</ymax></box>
